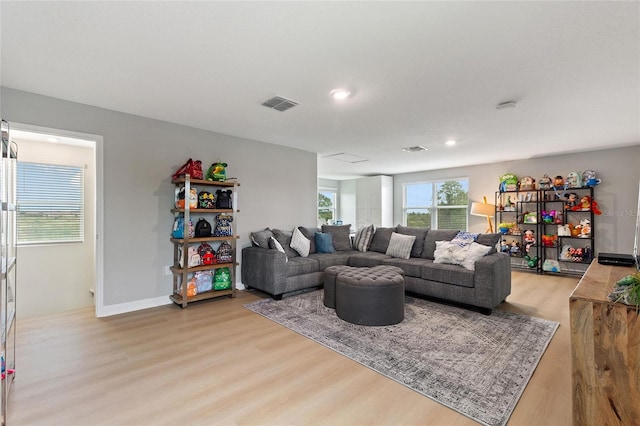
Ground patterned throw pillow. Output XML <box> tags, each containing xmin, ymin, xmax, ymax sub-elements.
<box><xmin>451</xmin><ymin>231</ymin><xmax>479</xmax><ymax>247</ymax></box>
<box><xmin>385</xmin><ymin>232</ymin><xmax>416</xmax><ymax>260</ymax></box>
<box><xmin>290</xmin><ymin>227</ymin><xmax>310</xmax><ymax>257</ymax></box>
<box><xmin>353</xmin><ymin>224</ymin><xmax>374</xmax><ymax>252</ymax></box>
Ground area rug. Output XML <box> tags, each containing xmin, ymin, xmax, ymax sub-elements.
<box><xmin>244</xmin><ymin>290</ymin><xmax>559</xmax><ymax>426</ymax></box>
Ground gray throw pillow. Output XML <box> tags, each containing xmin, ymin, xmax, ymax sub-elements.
<box><xmin>251</xmin><ymin>228</ymin><xmax>273</xmax><ymax>249</ymax></box>
<box><xmin>272</xmin><ymin>229</ymin><xmax>299</xmax><ymax>258</ymax></box>
<box><xmin>421</xmin><ymin>229</ymin><xmax>460</xmax><ymax>260</ymax></box>
<box><xmin>476</xmin><ymin>233</ymin><xmax>502</xmax><ymax>255</ymax></box>
<box><xmin>321</xmin><ymin>224</ymin><xmax>352</xmax><ymax>251</ymax></box>
<box><xmin>396</xmin><ymin>225</ymin><xmax>429</xmax><ymax>258</ymax></box>
<box><xmin>298</xmin><ymin>226</ymin><xmax>320</xmax><ymax>253</ymax></box>
<box><xmin>369</xmin><ymin>227</ymin><xmax>397</xmax><ymax>253</ymax></box>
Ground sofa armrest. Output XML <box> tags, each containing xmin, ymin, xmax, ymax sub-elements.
<box><xmin>473</xmin><ymin>252</ymin><xmax>512</xmax><ymax>307</ymax></box>
<box><xmin>241</xmin><ymin>246</ymin><xmax>288</xmax><ymax>296</ymax></box>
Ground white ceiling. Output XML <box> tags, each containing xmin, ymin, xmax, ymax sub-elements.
<box><xmin>1</xmin><ymin>1</ymin><xmax>639</xmax><ymax>180</ymax></box>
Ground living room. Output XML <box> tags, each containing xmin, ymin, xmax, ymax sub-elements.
<box><xmin>1</xmin><ymin>1</ymin><xmax>639</xmax><ymax>425</ymax></box>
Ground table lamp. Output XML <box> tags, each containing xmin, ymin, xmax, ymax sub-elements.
<box><xmin>471</xmin><ymin>196</ymin><xmax>496</xmax><ymax>233</ymax></box>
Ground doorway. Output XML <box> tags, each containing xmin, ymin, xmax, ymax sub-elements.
<box><xmin>10</xmin><ymin>124</ymin><xmax>103</xmax><ymax>319</ymax></box>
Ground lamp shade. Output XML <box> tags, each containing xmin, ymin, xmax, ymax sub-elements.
<box><xmin>470</xmin><ymin>202</ymin><xmax>496</xmax><ymax>217</ymax></box>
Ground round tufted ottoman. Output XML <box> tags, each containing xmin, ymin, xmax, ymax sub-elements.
<box><xmin>333</xmin><ymin>265</ymin><xmax>405</xmax><ymax>326</ymax></box>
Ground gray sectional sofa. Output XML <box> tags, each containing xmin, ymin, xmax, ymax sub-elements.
<box><xmin>241</xmin><ymin>225</ymin><xmax>511</xmax><ymax>314</ymax></box>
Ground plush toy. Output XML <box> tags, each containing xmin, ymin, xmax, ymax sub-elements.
<box><xmin>500</xmin><ymin>240</ymin><xmax>509</xmax><ymax>253</ymax></box>
<box><xmin>582</xmin><ymin>170</ymin><xmax>601</xmax><ymax>187</ymax></box>
<box><xmin>519</xmin><ymin>176</ymin><xmax>535</xmax><ymax>190</ymax></box>
<box><xmin>499</xmin><ymin>173</ymin><xmax>519</xmax><ymax>192</ymax></box>
<box><xmin>553</xmin><ymin>175</ymin><xmax>565</xmax><ymax>189</ymax></box>
<box><xmin>509</xmin><ymin>240</ymin><xmax>521</xmax><ymax>256</ymax></box>
<box><xmin>575</xmin><ymin>218</ymin><xmax>591</xmax><ymax>238</ymax></box>
<box><xmin>566</xmin><ymin>172</ymin><xmax>582</xmax><ymax>188</ymax></box>
<box><xmin>565</xmin><ymin>193</ymin><xmax>579</xmax><ymax>209</ymax></box>
<box><xmin>538</xmin><ymin>174</ymin><xmax>552</xmax><ymax>190</ymax></box>
<box><xmin>206</xmin><ymin>162</ymin><xmax>227</xmax><ymax>182</ymax></box>
<box><xmin>571</xmin><ymin>195</ymin><xmax>602</xmax><ymax>215</ymax></box>
<box><xmin>542</xmin><ymin>234</ymin><xmax>557</xmax><ymax>247</ymax></box>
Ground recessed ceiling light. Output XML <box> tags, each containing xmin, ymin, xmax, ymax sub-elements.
<box><xmin>445</xmin><ymin>140</ymin><xmax>456</xmax><ymax>146</ymax></box>
<box><xmin>330</xmin><ymin>88</ymin><xmax>352</xmax><ymax>100</ymax></box>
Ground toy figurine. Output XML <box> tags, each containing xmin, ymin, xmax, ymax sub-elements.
<box><xmin>566</xmin><ymin>172</ymin><xmax>582</xmax><ymax>188</ymax></box>
<box><xmin>538</xmin><ymin>174</ymin><xmax>552</xmax><ymax>190</ymax></box>
<box><xmin>553</xmin><ymin>175</ymin><xmax>565</xmax><ymax>189</ymax></box>
<box><xmin>500</xmin><ymin>240</ymin><xmax>509</xmax><ymax>253</ymax></box>
<box><xmin>565</xmin><ymin>193</ymin><xmax>579</xmax><ymax>209</ymax></box>
<box><xmin>509</xmin><ymin>240</ymin><xmax>521</xmax><ymax>256</ymax></box>
<box><xmin>582</xmin><ymin>170</ymin><xmax>601</xmax><ymax>187</ymax></box>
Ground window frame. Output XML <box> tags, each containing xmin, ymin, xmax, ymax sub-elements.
<box><xmin>16</xmin><ymin>161</ymin><xmax>85</xmax><ymax>246</ymax></box>
<box><xmin>402</xmin><ymin>178</ymin><xmax>469</xmax><ymax>230</ymax></box>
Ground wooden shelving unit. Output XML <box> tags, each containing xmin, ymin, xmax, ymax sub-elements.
<box><xmin>170</xmin><ymin>176</ymin><xmax>239</xmax><ymax>308</ymax></box>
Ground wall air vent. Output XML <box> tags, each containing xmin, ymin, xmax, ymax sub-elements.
<box><xmin>261</xmin><ymin>96</ymin><xmax>299</xmax><ymax>112</ymax></box>
<box><xmin>324</xmin><ymin>153</ymin><xmax>369</xmax><ymax>163</ymax></box>
<box><xmin>402</xmin><ymin>145</ymin><xmax>428</xmax><ymax>152</ymax></box>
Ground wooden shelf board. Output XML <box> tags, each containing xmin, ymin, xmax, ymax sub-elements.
<box><xmin>170</xmin><ymin>263</ymin><xmax>237</xmax><ymax>274</ymax></box>
<box><xmin>170</xmin><ymin>288</ymin><xmax>235</xmax><ymax>305</ymax></box>
<box><xmin>170</xmin><ymin>236</ymin><xmax>238</xmax><ymax>244</ymax></box>
<box><xmin>171</xmin><ymin>177</ymin><xmax>238</xmax><ymax>187</ymax></box>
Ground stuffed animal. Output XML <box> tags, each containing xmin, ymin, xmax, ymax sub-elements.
<box><xmin>558</xmin><ymin>224</ymin><xmax>572</xmax><ymax>236</ymax></box>
<box><xmin>509</xmin><ymin>240</ymin><xmax>521</xmax><ymax>256</ymax></box>
<box><xmin>206</xmin><ymin>162</ymin><xmax>227</xmax><ymax>182</ymax></box>
<box><xmin>565</xmin><ymin>193</ymin><xmax>579</xmax><ymax>209</ymax></box>
<box><xmin>582</xmin><ymin>170</ymin><xmax>601</xmax><ymax>187</ymax></box>
<box><xmin>538</xmin><ymin>174</ymin><xmax>552</xmax><ymax>190</ymax></box>
<box><xmin>571</xmin><ymin>195</ymin><xmax>602</xmax><ymax>215</ymax></box>
<box><xmin>576</xmin><ymin>218</ymin><xmax>591</xmax><ymax>238</ymax></box>
<box><xmin>553</xmin><ymin>175</ymin><xmax>565</xmax><ymax>189</ymax></box>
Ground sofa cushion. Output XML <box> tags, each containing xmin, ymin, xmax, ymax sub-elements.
<box><xmin>315</xmin><ymin>232</ymin><xmax>336</xmax><ymax>253</ymax></box>
<box><xmin>385</xmin><ymin>232</ymin><xmax>416</xmax><ymax>259</ymax></box>
<box><xmin>369</xmin><ymin>227</ymin><xmax>397</xmax><ymax>253</ymax></box>
<box><xmin>421</xmin><ymin>262</ymin><xmax>476</xmax><ymax>288</ymax></box>
<box><xmin>251</xmin><ymin>228</ymin><xmax>273</xmax><ymax>249</ymax></box>
<box><xmin>290</xmin><ymin>227</ymin><xmax>310</xmax><ymax>257</ymax></box>
<box><xmin>347</xmin><ymin>251</ymin><xmax>392</xmax><ymax>267</ymax></box>
<box><xmin>381</xmin><ymin>257</ymin><xmax>426</xmax><ymax>278</ymax></box>
<box><xmin>476</xmin><ymin>233</ymin><xmax>502</xmax><ymax>254</ymax></box>
<box><xmin>433</xmin><ymin>240</ymin><xmax>492</xmax><ymax>271</ymax></box>
<box><xmin>298</xmin><ymin>226</ymin><xmax>320</xmax><ymax>253</ymax></box>
<box><xmin>268</xmin><ymin>236</ymin><xmax>287</xmax><ymax>262</ymax></box>
<box><xmin>322</xmin><ymin>224</ymin><xmax>352</xmax><ymax>251</ymax></box>
<box><xmin>353</xmin><ymin>224</ymin><xmax>374</xmax><ymax>252</ymax></box>
<box><xmin>286</xmin><ymin>256</ymin><xmax>320</xmax><ymax>277</ymax></box>
<box><xmin>272</xmin><ymin>229</ymin><xmax>300</xmax><ymax>258</ymax></box>
<box><xmin>308</xmin><ymin>251</ymin><xmax>354</xmax><ymax>269</ymax></box>
<box><xmin>421</xmin><ymin>229</ymin><xmax>459</xmax><ymax>259</ymax></box>
<box><xmin>396</xmin><ymin>225</ymin><xmax>429</xmax><ymax>258</ymax></box>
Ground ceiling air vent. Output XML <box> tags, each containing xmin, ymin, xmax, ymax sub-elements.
<box><xmin>261</xmin><ymin>96</ymin><xmax>299</xmax><ymax>112</ymax></box>
<box><xmin>402</xmin><ymin>145</ymin><xmax>428</xmax><ymax>153</ymax></box>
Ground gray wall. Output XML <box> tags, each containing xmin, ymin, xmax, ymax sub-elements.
<box><xmin>1</xmin><ymin>87</ymin><xmax>318</xmax><ymax>307</ymax></box>
<box><xmin>393</xmin><ymin>145</ymin><xmax>640</xmax><ymax>255</ymax></box>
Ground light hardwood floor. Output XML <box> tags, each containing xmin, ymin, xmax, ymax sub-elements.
<box><xmin>8</xmin><ymin>271</ymin><xmax>577</xmax><ymax>425</ymax></box>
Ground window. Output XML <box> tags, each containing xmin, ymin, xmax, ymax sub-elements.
<box><xmin>318</xmin><ymin>188</ymin><xmax>337</xmax><ymax>225</ymax></box>
<box><xmin>16</xmin><ymin>162</ymin><xmax>84</xmax><ymax>244</ymax></box>
<box><xmin>403</xmin><ymin>178</ymin><xmax>469</xmax><ymax>230</ymax></box>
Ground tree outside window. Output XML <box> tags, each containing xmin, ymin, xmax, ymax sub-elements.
<box><xmin>403</xmin><ymin>179</ymin><xmax>469</xmax><ymax>229</ymax></box>
<box><xmin>318</xmin><ymin>190</ymin><xmax>336</xmax><ymax>225</ymax></box>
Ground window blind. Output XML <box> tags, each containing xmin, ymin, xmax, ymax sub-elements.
<box><xmin>16</xmin><ymin>162</ymin><xmax>84</xmax><ymax>244</ymax></box>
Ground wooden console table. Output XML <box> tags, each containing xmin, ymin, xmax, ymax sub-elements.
<box><xmin>569</xmin><ymin>260</ymin><xmax>640</xmax><ymax>425</ymax></box>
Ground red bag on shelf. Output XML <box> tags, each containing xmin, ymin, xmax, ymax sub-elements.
<box><xmin>172</xmin><ymin>158</ymin><xmax>203</xmax><ymax>180</ymax></box>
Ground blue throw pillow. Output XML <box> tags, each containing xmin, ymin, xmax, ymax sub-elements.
<box><xmin>315</xmin><ymin>232</ymin><xmax>335</xmax><ymax>253</ymax></box>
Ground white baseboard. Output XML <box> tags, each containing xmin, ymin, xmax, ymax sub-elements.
<box><xmin>96</xmin><ymin>295</ymin><xmax>172</xmax><ymax>317</ymax></box>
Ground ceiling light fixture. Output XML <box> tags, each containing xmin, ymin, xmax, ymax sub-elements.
<box><xmin>402</xmin><ymin>146</ymin><xmax>428</xmax><ymax>153</ymax></box>
<box><xmin>330</xmin><ymin>88</ymin><xmax>353</xmax><ymax>100</ymax></box>
<box><xmin>445</xmin><ymin>140</ymin><xmax>456</xmax><ymax>146</ymax></box>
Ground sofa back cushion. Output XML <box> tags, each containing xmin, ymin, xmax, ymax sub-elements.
<box><xmin>272</xmin><ymin>229</ymin><xmax>300</xmax><ymax>258</ymax></box>
<box><xmin>396</xmin><ymin>225</ymin><xmax>429</xmax><ymax>258</ymax></box>
<box><xmin>298</xmin><ymin>226</ymin><xmax>320</xmax><ymax>253</ymax></box>
<box><xmin>421</xmin><ymin>229</ymin><xmax>460</xmax><ymax>260</ymax></box>
<box><xmin>321</xmin><ymin>224</ymin><xmax>352</xmax><ymax>251</ymax></box>
<box><xmin>251</xmin><ymin>228</ymin><xmax>273</xmax><ymax>249</ymax></box>
<box><xmin>476</xmin><ymin>233</ymin><xmax>502</xmax><ymax>254</ymax></box>
<box><xmin>369</xmin><ymin>227</ymin><xmax>397</xmax><ymax>253</ymax></box>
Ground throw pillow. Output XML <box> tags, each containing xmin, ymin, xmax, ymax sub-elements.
<box><xmin>290</xmin><ymin>227</ymin><xmax>310</xmax><ymax>257</ymax></box>
<box><xmin>369</xmin><ymin>227</ymin><xmax>397</xmax><ymax>253</ymax></box>
<box><xmin>421</xmin><ymin>229</ymin><xmax>460</xmax><ymax>260</ymax></box>
<box><xmin>385</xmin><ymin>232</ymin><xmax>416</xmax><ymax>259</ymax></box>
<box><xmin>433</xmin><ymin>240</ymin><xmax>491</xmax><ymax>271</ymax></box>
<box><xmin>268</xmin><ymin>236</ymin><xmax>288</xmax><ymax>262</ymax></box>
<box><xmin>251</xmin><ymin>228</ymin><xmax>273</xmax><ymax>249</ymax></box>
<box><xmin>396</xmin><ymin>225</ymin><xmax>428</xmax><ymax>258</ymax></box>
<box><xmin>352</xmin><ymin>224</ymin><xmax>374</xmax><ymax>252</ymax></box>
<box><xmin>298</xmin><ymin>226</ymin><xmax>320</xmax><ymax>253</ymax></box>
<box><xmin>272</xmin><ymin>229</ymin><xmax>299</xmax><ymax>259</ymax></box>
<box><xmin>315</xmin><ymin>232</ymin><xmax>336</xmax><ymax>253</ymax></box>
<box><xmin>476</xmin><ymin>233</ymin><xmax>502</xmax><ymax>254</ymax></box>
<box><xmin>451</xmin><ymin>231</ymin><xmax>479</xmax><ymax>246</ymax></box>
<box><xmin>321</xmin><ymin>224</ymin><xmax>352</xmax><ymax>251</ymax></box>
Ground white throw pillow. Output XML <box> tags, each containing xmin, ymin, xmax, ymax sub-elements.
<box><xmin>385</xmin><ymin>232</ymin><xmax>416</xmax><ymax>259</ymax></box>
<box><xmin>269</xmin><ymin>236</ymin><xmax>288</xmax><ymax>262</ymax></box>
<box><xmin>433</xmin><ymin>240</ymin><xmax>491</xmax><ymax>271</ymax></box>
<box><xmin>290</xmin><ymin>227</ymin><xmax>310</xmax><ymax>257</ymax></box>
<box><xmin>353</xmin><ymin>224</ymin><xmax>375</xmax><ymax>252</ymax></box>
